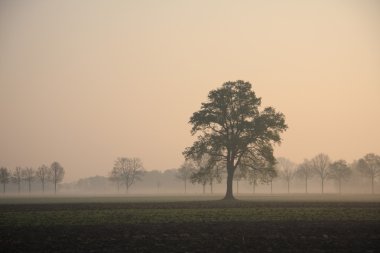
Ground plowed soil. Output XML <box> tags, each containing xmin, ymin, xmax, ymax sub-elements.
<box><xmin>1</xmin><ymin>200</ymin><xmax>379</xmax><ymax>252</ymax></box>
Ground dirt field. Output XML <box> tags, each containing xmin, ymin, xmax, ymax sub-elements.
<box><xmin>1</xmin><ymin>195</ymin><xmax>379</xmax><ymax>252</ymax></box>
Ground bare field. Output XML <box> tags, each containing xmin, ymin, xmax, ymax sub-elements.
<box><xmin>1</xmin><ymin>195</ymin><xmax>380</xmax><ymax>252</ymax></box>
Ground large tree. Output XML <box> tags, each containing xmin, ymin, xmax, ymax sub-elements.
<box><xmin>184</xmin><ymin>81</ymin><xmax>287</xmax><ymax>200</ymax></box>
<box><xmin>357</xmin><ymin>153</ymin><xmax>380</xmax><ymax>194</ymax></box>
<box><xmin>50</xmin><ymin>162</ymin><xmax>65</xmax><ymax>194</ymax></box>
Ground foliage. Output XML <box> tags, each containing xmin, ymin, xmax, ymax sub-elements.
<box><xmin>184</xmin><ymin>80</ymin><xmax>287</xmax><ymax>199</ymax></box>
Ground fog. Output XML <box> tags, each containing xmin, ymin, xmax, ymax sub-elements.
<box><xmin>1</xmin><ymin>166</ymin><xmax>379</xmax><ymax>196</ymax></box>
<box><xmin>1</xmin><ymin>0</ymin><xmax>380</xmax><ymax>183</ymax></box>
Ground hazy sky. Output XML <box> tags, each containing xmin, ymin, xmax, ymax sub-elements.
<box><xmin>1</xmin><ymin>0</ymin><xmax>379</xmax><ymax>182</ymax></box>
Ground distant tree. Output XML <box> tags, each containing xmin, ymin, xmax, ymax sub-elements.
<box><xmin>191</xmin><ymin>155</ymin><xmax>223</xmax><ymax>194</ymax></box>
<box><xmin>177</xmin><ymin>160</ymin><xmax>196</xmax><ymax>194</ymax></box>
<box><xmin>310</xmin><ymin>153</ymin><xmax>331</xmax><ymax>194</ymax></box>
<box><xmin>50</xmin><ymin>162</ymin><xmax>65</xmax><ymax>194</ymax></box>
<box><xmin>247</xmin><ymin>167</ymin><xmax>260</xmax><ymax>194</ymax></box>
<box><xmin>112</xmin><ymin>157</ymin><xmax>144</xmax><ymax>193</ymax></box>
<box><xmin>209</xmin><ymin>161</ymin><xmax>224</xmax><ymax>194</ymax></box>
<box><xmin>12</xmin><ymin>167</ymin><xmax>23</xmax><ymax>193</ymax></box>
<box><xmin>328</xmin><ymin>160</ymin><xmax>352</xmax><ymax>194</ymax></box>
<box><xmin>109</xmin><ymin>167</ymin><xmax>122</xmax><ymax>192</ymax></box>
<box><xmin>191</xmin><ymin>167</ymin><xmax>209</xmax><ymax>194</ymax></box>
<box><xmin>0</xmin><ymin>167</ymin><xmax>10</xmax><ymax>193</ymax></box>
<box><xmin>262</xmin><ymin>165</ymin><xmax>277</xmax><ymax>194</ymax></box>
<box><xmin>277</xmin><ymin>157</ymin><xmax>297</xmax><ymax>194</ymax></box>
<box><xmin>183</xmin><ymin>81</ymin><xmax>287</xmax><ymax>200</ymax></box>
<box><xmin>357</xmin><ymin>153</ymin><xmax>380</xmax><ymax>194</ymax></box>
<box><xmin>22</xmin><ymin>167</ymin><xmax>35</xmax><ymax>193</ymax></box>
<box><xmin>234</xmin><ymin>166</ymin><xmax>247</xmax><ymax>195</ymax></box>
<box><xmin>296</xmin><ymin>159</ymin><xmax>314</xmax><ymax>193</ymax></box>
<box><xmin>36</xmin><ymin>164</ymin><xmax>50</xmax><ymax>192</ymax></box>
<box><xmin>241</xmin><ymin>151</ymin><xmax>276</xmax><ymax>194</ymax></box>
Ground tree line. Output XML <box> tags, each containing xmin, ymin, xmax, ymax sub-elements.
<box><xmin>0</xmin><ymin>162</ymin><xmax>65</xmax><ymax>194</ymax></box>
<box><xmin>104</xmin><ymin>153</ymin><xmax>380</xmax><ymax>195</ymax></box>
<box><xmin>176</xmin><ymin>153</ymin><xmax>380</xmax><ymax>195</ymax></box>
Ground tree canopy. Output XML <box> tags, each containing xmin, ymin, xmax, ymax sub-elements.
<box><xmin>184</xmin><ymin>80</ymin><xmax>287</xmax><ymax>199</ymax></box>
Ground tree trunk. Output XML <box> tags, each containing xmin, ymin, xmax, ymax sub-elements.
<box><xmin>202</xmin><ymin>183</ymin><xmax>205</xmax><ymax>194</ymax></box>
<box><xmin>184</xmin><ymin>180</ymin><xmax>187</xmax><ymax>194</ymax></box>
<box><xmin>210</xmin><ymin>181</ymin><xmax>213</xmax><ymax>194</ymax></box>
<box><xmin>236</xmin><ymin>180</ymin><xmax>239</xmax><ymax>195</ymax></box>
<box><xmin>3</xmin><ymin>183</ymin><xmax>5</xmax><ymax>193</ymax></box>
<box><xmin>42</xmin><ymin>180</ymin><xmax>45</xmax><ymax>193</ymax></box>
<box><xmin>29</xmin><ymin>180</ymin><xmax>31</xmax><ymax>193</ymax></box>
<box><xmin>371</xmin><ymin>176</ymin><xmax>374</xmax><ymax>194</ymax></box>
<box><xmin>18</xmin><ymin>182</ymin><xmax>21</xmax><ymax>193</ymax></box>
<box><xmin>252</xmin><ymin>183</ymin><xmax>255</xmax><ymax>194</ymax></box>
<box><xmin>223</xmin><ymin>164</ymin><xmax>235</xmax><ymax>200</ymax></box>
<box><xmin>54</xmin><ymin>181</ymin><xmax>57</xmax><ymax>194</ymax></box>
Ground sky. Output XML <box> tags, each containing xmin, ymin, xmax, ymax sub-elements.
<box><xmin>0</xmin><ymin>0</ymin><xmax>379</xmax><ymax>182</ymax></box>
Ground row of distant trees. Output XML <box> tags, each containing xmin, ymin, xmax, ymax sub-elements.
<box><xmin>0</xmin><ymin>162</ymin><xmax>65</xmax><ymax>194</ymax></box>
<box><xmin>106</xmin><ymin>153</ymin><xmax>380</xmax><ymax>195</ymax></box>
<box><xmin>175</xmin><ymin>153</ymin><xmax>380</xmax><ymax>195</ymax></box>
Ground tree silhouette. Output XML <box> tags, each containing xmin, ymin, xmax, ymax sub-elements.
<box><xmin>177</xmin><ymin>160</ymin><xmax>196</xmax><ymax>194</ymax></box>
<box><xmin>0</xmin><ymin>167</ymin><xmax>10</xmax><ymax>193</ymax></box>
<box><xmin>277</xmin><ymin>157</ymin><xmax>297</xmax><ymax>194</ymax></box>
<box><xmin>184</xmin><ymin>81</ymin><xmax>287</xmax><ymax>200</ymax></box>
<box><xmin>50</xmin><ymin>162</ymin><xmax>65</xmax><ymax>194</ymax></box>
<box><xmin>12</xmin><ymin>167</ymin><xmax>23</xmax><ymax>193</ymax></box>
<box><xmin>36</xmin><ymin>164</ymin><xmax>49</xmax><ymax>193</ymax></box>
<box><xmin>296</xmin><ymin>159</ymin><xmax>314</xmax><ymax>193</ymax></box>
<box><xmin>111</xmin><ymin>157</ymin><xmax>144</xmax><ymax>193</ymax></box>
<box><xmin>357</xmin><ymin>153</ymin><xmax>380</xmax><ymax>194</ymax></box>
<box><xmin>311</xmin><ymin>154</ymin><xmax>330</xmax><ymax>194</ymax></box>
<box><xmin>22</xmin><ymin>167</ymin><xmax>35</xmax><ymax>193</ymax></box>
<box><xmin>328</xmin><ymin>160</ymin><xmax>351</xmax><ymax>194</ymax></box>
